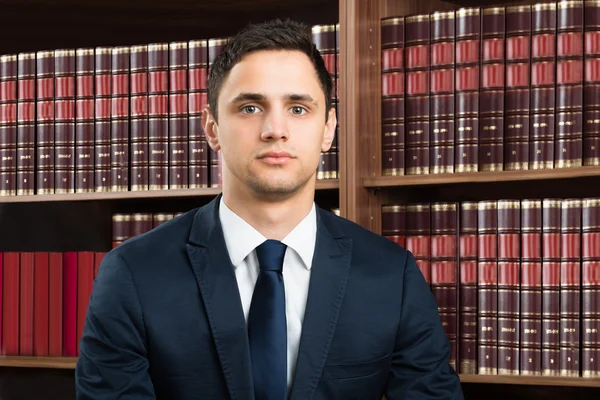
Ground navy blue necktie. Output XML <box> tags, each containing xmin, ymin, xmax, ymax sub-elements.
<box><xmin>248</xmin><ymin>239</ymin><xmax>288</xmax><ymax>400</ymax></box>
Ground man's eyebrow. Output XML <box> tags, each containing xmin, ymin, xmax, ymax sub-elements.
<box><xmin>230</xmin><ymin>92</ymin><xmax>267</xmax><ymax>104</ymax></box>
<box><xmin>284</xmin><ymin>93</ymin><xmax>317</xmax><ymax>104</ymax></box>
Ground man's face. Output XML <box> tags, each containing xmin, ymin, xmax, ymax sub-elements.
<box><xmin>204</xmin><ymin>49</ymin><xmax>336</xmax><ymax>201</ymax></box>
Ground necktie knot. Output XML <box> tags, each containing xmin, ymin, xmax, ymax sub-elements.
<box><xmin>255</xmin><ymin>239</ymin><xmax>287</xmax><ymax>272</ymax></box>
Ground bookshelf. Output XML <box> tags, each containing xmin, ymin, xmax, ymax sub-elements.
<box><xmin>2</xmin><ymin>0</ymin><xmax>600</xmax><ymax>399</ymax></box>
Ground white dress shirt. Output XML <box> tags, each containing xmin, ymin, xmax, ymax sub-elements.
<box><xmin>218</xmin><ymin>197</ymin><xmax>317</xmax><ymax>393</ymax></box>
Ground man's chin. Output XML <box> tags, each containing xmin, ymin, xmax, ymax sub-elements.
<box><xmin>247</xmin><ymin>176</ymin><xmax>312</xmax><ymax>200</ymax></box>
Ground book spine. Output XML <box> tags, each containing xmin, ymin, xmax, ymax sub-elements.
<box><xmin>94</xmin><ymin>47</ymin><xmax>112</xmax><ymax>192</ymax></box>
<box><xmin>153</xmin><ymin>213</ymin><xmax>174</xmax><ymax>228</ymax></box>
<box><xmin>131</xmin><ymin>213</ymin><xmax>153</xmax><ymax>237</ymax></box>
<box><xmin>497</xmin><ymin>200</ymin><xmax>520</xmax><ymax>375</ymax></box>
<box><xmin>381</xmin><ymin>204</ymin><xmax>407</xmax><ymax>247</ymax></box>
<box><xmin>582</xmin><ymin>197</ymin><xmax>600</xmax><ymax>377</ymax></box>
<box><xmin>2</xmin><ymin>252</ymin><xmax>20</xmax><ymax>355</ymax></box>
<box><xmin>505</xmin><ymin>6</ymin><xmax>532</xmax><ymax>172</ymax></box>
<box><xmin>405</xmin><ymin>14</ymin><xmax>430</xmax><ymax>175</ymax></box>
<box><xmin>112</xmin><ymin>213</ymin><xmax>132</xmax><ymax>247</ymax></box>
<box><xmin>169</xmin><ymin>41</ymin><xmax>189</xmax><ymax>189</ymax></box>
<box><xmin>560</xmin><ymin>198</ymin><xmax>582</xmax><ymax>376</ymax></box>
<box><xmin>76</xmin><ymin>251</ymin><xmax>94</xmax><ymax>356</ymax></box>
<box><xmin>556</xmin><ymin>0</ymin><xmax>585</xmax><ymax>169</ymax></box>
<box><xmin>19</xmin><ymin>252</ymin><xmax>34</xmax><ymax>356</ymax></box>
<box><xmin>455</xmin><ymin>8</ymin><xmax>481</xmax><ymax>173</ymax></box>
<box><xmin>431</xmin><ymin>202</ymin><xmax>458</xmax><ymax>370</ymax></box>
<box><xmin>521</xmin><ymin>200</ymin><xmax>544</xmax><ymax>375</ymax></box>
<box><xmin>530</xmin><ymin>2</ymin><xmax>557</xmax><ymax>170</ymax></box>
<box><xmin>207</xmin><ymin>38</ymin><xmax>228</xmax><ymax>187</ymax></box>
<box><xmin>148</xmin><ymin>43</ymin><xmax>169</xmax><ymax>191</ymax></box>
<box><xmin>130</xmin><ymin>45</ymin><xmax>149</xmax><ymax>191</ymax></box>
<box><xmin>33</xmin><ymin>252</ymin><xmax>49</xmax><ymax>356</ymax></box>
<box><xmin>94</xmin><ymin>252</ymin><xmax>105</xmax><ymax>278</ymax></box>
<box><xmin>111</xmin><ymin>46</ymin><xmax>130</xmax><ymax>192</ymax></box>
<box><xmin>405</xmin><ymin>203</ymin><xmax>432</xmax><ymax>284</ymax></box>
<box><xmin>75</xmin><ymin>48</ymin><xmax>95</xmax><ymax>193</ymax></box>
<box><xmin>584</xmin><ymin>0</ymin><xmax>600</xmax><ymax>165</ymax></box>
<box><xmin>429</xmin><ymin>11</ymin><xmax>455</xmax><ymax>174</ymax></box>
<box><xmin>381</xmin><ymin>17</ymin><xmax>405</xmax><ymax>176</ymax></box>
<box><xmin>55</xmin><ymin>49</ymin><xmax>76</xmax><ymax>194</ymax></box>
<box><xmin>188</xmin><ymin>39</ymin><xmax>209</xmax><ymax>188</ymax></box>
<box><xmin>63</xmin><ymin>251</ymin><xmax>77</xmax><ymax>356</ymax></box>
<box><xmin>459</xmin><ymin>201</ymin><xmax>478</xmax><ymax>374</ymax></box>
<box><xmin>36</xmin><ymin>50</ymin><xmax>55</xmax><ymax>194</ymax></box>
<box><xmin>478</xmin><ymin>200</ymin><xmax>498</xmax><ymax>374</ymax></box>
<box><xmin>0</xmin><ymin>252</ymin><xmax>3</xmax><ymax>351</ymax></box>
<box><xmin>48</xmin><ymin>252</ymin><xmax>63</xmax><ymax>356</ymax></box>
<box><xmin>481</xmin><ymin>7</ymin><xmax>508</xmax><ymax>171</ymax></box>
<box><xmin>0</xmin><ymin>54</ymin><xmax>17</xmax><ymax>196</ymax></box>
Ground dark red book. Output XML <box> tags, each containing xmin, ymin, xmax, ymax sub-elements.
<box><xmin>94</xmin><ymin>252</ymin><xmax>105</xmax><ymax>278</ymax></box>
<box><xmin>75</xmin><ymin>48</ymin><xmax>95</xmax><ymax>193</ymax></box>
<box><xmin>405</xmin><ymin>203</ymin><xmax>431</xmax><ymax>285</ymax></box>
<box><xmin>584</xmin><ymin>0</ymin><xmax>600</xmax><ymax>166</ymax></box>
<box><xmin>153</xmin><ymin>213</ymin><xmax>174</xmax><ymax>228</ymax></box>
<box><xmin>16</xmin><ymin>52</ymin><xmax>35</xmax><ymax>196</ymax></box>
<box><xmin>112</xmin><ymin>213</ymin><xmax>132</xmax><ymax>247</ymax></box>
<box><xmin>36</xmin><ymin>50</ymin><xmax>55</xmax><ymax>194</ymax></box>
<box><xmin>33</xmin><ymin>252</ymin><xmax>49</xmax><ymax>356</ymax></box>
<box><xmin>0</xmin><ymin>253</ymin><xmax>3</xmax><ymax>351</ymax></box>
<box><xmin>130</xmin><ymin>44</ymin><xmax>149</xmax><ymax>191</ymax></box>
<box><xmin>0</xmin><ymin>54</ymin><xmax>17</xmax><ymax>196</ymax></box>
<box><xmin>48</xmin><ymin>252</ymin><xmax>63</xmax><ymax>357</ymax></box>
<box><xmin>169</xmin><ymin>41</ymin><xmax>189</xmax><ymax>189</ymax></box>
<box><xmin>188</xmin><ymin>39</ymin><xmax>209</xmax><ymax>188</ymax></box>
<box><xmin>582</xmin><ymin>198</ymin><xmax>600</xmax><ymax>378</ymax></box>
<box><xmin>95</xmin><ymin>47</ymin><xmax>112</xmax><ymax>192</ymax></box>
<box><xmin>381</xmin><ymin>204</ymin><xmax>407</xmax><ymax>247</ymax></box>
<box><xmin>2</xmin><ymin>252</ymin><xmax>19</xmax><ymax>355</ymax></box>
<box><xmin>19</xmin><ymin>252</ymin><xmax>34</xmax><ymax>355</ymax></box>
<box><xmin>55</xmin><ymin>49</ymin><xmax>76</xmax><ymax>194</ymax></box>
<box><xmin>148</xmin><ymin>43</ymin><xmax>169</xmax><ymax>191</ymax></box>
<box><xmin>110</xmin><ymin>46</ymin><xmax>130</xmax><ymax>192</ymax></box>
<box><xmin>63</xmin><ymin>251</ymin><xmax>78</xmax><ymax>356</ymax></box>
<box><xmin>77</xmin><ymin>252</ymin><xmax>94</xmax><ymax>355</ymax></box>
<box><xmin>459</xmin><ymin>201</ymin><xmax>478</xmax><ymax>374</ymax></box>
<box><xmin>132</xmin><ymin>213</ymin><xmax>153</xmax><ymax>237</ymax></box>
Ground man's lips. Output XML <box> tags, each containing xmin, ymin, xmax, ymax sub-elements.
<box><xmin>258</xmin><ymin>151</ymin><xmax>293</xmax><ymax>165</ymax></box>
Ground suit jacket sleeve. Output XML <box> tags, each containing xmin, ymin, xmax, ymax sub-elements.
<box><xmin>75</xmin><ymin>250</ymin><xmax>156</xmax><ymax>400</ymax></box>
<box><xmin>384</xmin><ymin>250</ymin><xmax>464</xmax><ymax>400</ymax></box>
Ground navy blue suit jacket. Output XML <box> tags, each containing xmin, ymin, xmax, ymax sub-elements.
<box><xmin>75</xmin><ymin>194</ymin><xmax>463</xmax><ymax>400</ymax></box>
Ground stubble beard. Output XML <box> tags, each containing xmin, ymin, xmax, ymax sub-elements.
<box><xmin>244</xmin><ymin>164</ymin><xmax>314</xmax><ymax>202</ymax></box>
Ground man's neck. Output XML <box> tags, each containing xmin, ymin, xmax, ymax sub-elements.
<box><xmin>221</xmin><ymin>179</ymin><xmax>316</xmax><ymax>241</ymax></box>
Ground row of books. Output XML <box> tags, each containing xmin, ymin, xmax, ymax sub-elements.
<box><xmin>0</xmin><ymin>251</ymin><xmax>105</xmax><ymax>357</ymax></box>
<box><xmin>382</xmin><ymin>197</ymin><xmax>600</xmax><ymax>377</ymax></box>
<box><xmin>0</xmin><ymin>23</ymin><xmax>340</xmax><ymax>196</ymax></box>
<box><xmin>380</xmin><ymin>1</ymin><xmax>600</xmax><ymax>176</ymax></box>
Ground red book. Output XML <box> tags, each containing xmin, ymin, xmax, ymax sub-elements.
<box><xmin>188</xmin><ymin>39</ymin><xmax>210</xmax><ymax>188</ymax></box>
<box><xmin>584</xmin><ymin>0</ymin><xmax>600</xmax><ymax>165</ymax></box>
<box><xmin>381</xmin><ymin>204</ymin><xmax>406</xmax><ymax>247</ymax></box>
<box><xmin>582</xmin><ymin>198</ymin><xmax>600</xmax><ymax>377</ymax></box>
<box><xmin>48</xmin><ymin>252</ymin><xmax>63</xmax><ymax>356</ymax></box>
<box><xmin>75</xmin><ymin>48</ymin><xmax>95</xmax><ymax>193</ymax></box>
<box><xmin>405</xmin><ymin>203</ymin><xmax>431</xmax><ymax>284</ymax></box>
<box><xmin>169</xmin><ymin>41</ymin><xmax>189</xmax><ymax>190</ymax></box>
<box><xmin>0</xmin><ymin>252</ymin><xmax>3</xmax><ymax>351</ymax></box>
<box><xmin>130</xmin><ymin>44</ymin><xmax>149</xmax><ymax>192</ymax></box>
<box><xmin>459</xmin><ymin>201</ymin><xmax>478</xmax><ymax>374</ymax></box>
<box><xmin>95</xmin><ymin>47</ymin><xmax>112</xmax><ymax>192</ymax></box>
<box><xmin>0</xmin><ymin>54</ymin><xmax>17</xmax><ymax>196</ymax></box>
<box><xmin>33</xmin><ymin>252</ymin><xmax>49</xmax><ymax>356</ymax></box>
<box><xmin>63</xmin><ymin>251</ymin><xmax>78</xmax><ymax>356</ymax></box>
<box><xmin>77</xmin><ymin>252</ymin><xmax>95</xmax><ymax>355</ymax></box>
<box><xmin>54</xmin><ymin>49</ymin><xmax>76</xmax><ymax>194</ymax></box>
<box><xmin>110</xmin><ymin>46</ymin><xmax>130</xmax><ymax>192</ymax></box>
<box><xmin>2</xmin><ymin>252</ymin><xmax>19</xmax><ymax>355</ymax></box>
<box><xmin>19</xmin><ymin>252</ymin><xmax>34</xmax><ymax>355</ymax></box>
<box><xmin>17</xmin><ymin>52</ymin><xmax>35</xmax><ymax>196</ymax></box>
<box><xmin>36</xmin><ymin>50</ymin><xmax>55</xmax><ymax>194</ymax></box>
<box><xmin>94</xmin><ymin>251</ymin><xmax>106</xmax><ymax>278</ymax></box>
<box><xmin>148</xmin><ymin>43</ymin><xmax>169</xmax><ymax>191</ymax></box>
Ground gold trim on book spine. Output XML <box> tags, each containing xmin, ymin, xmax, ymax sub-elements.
<box><xmin>432</xmin><ymin>11</ymin><xmax>455</xmax><ymax>20</ymax></box>
<box><xmin>130</xmin><ymin>45</ymin><xmax>148</xmax><ymax>53</ymax></box>
<box><xmin>188</xmin><ymin>184</ymin><xmax>209</xmax><ymax>189</ymax></box>
<box><xmin>406</xmin><ymin>14</ymin><xmax>429</xmax><ymax>23</ymax></box>
<box><xmin>55</xmin><ymin>49</ymin><xmax>75</xmax><ymax>57</ymax></box>
<box><xmin>585</xmin><ymin>157</ymin><xmax>600</xmax><ymax>166</ymax></box>
<box><xmin>149</xmin><ymin>185</ymin><xmax>168</xmax><ymax>190</ymax></box>
<box><xmin>507</xmin><ymin>5</ymin><xmax>532</xmax><ymax>13</ymax></box>
<box><xmin>457</xmin><ymin>8</ymin><xmax>480</xmax><ymax>17</ymax></box>
<box><xmin>0</xmin><ymin>54</ymin><xmax>17</xmax><ymax>62</ymax></box>
<box><xmin>208</xmin><ymin>38</ymin><xmax>228</xmax><ymax>47</ymax></box>
<box><xmin>461</xmin><ymin>202</ymin><xmax>479</xmax><ymax>211</ymax></box>
<box><xmin>543</xmin><ymin>199</ymin><xmax>562</xmax><ymax>208</ymax></box>
<box><xmin>521</xmin><ymin>370</ymin><xmax>542</xmax><ymax>376</ymax></box>
<box><xmin>381</xmin><ymin>17</ymin><xmax>404</xmax><ymax>26</ymax></box>
<box><xmin>557</xmin><ymin>159</ymin><xmax>583</xmax><ymax>169</ymax></box>
<box><xmin>76</xmin><ymin>48</ymin><xmax>94</xmax><ymax>57</ymax></box>
<box><xmin>148</xmin><ymin>43</ymin><xmax>168</xmax><ymax>51</ymax></box>
<box><xmin>312</xmin><ymin>24</ymin><xmax>335</xmax><ymax>33</ymax></box>
<box><xmin>583</xmin><ymin>370</ymin><xmax>600</xmax><ymax>378</ymax></box>
<box><xmin>406</xmin><ymin>167</ymin><xmax>429</xmax><ymax>175</ymax></box>
<box><xmin>432</xmin><ymin>203</ymin><xmax>457</xmax><ymax>212</ymax></box>
<box><xmin>382</xmin><ymin>168</ymin><xmax>405</xmax><ymax>176</ymax></box>
<box><xmin>583</xmin><ymin>199</ymin><xmax>600</xmax><ymax>207</ymax></box>
<box><xmin>169</xmin><ymin>42</ymin><xmax>188</xmax><ymax>50</ymax></box>
<box><xmin>586</xmin><ymin>0</ymin><xmax>600</xmax><ymax>6</ymax></box>
<box><xmin>112</xmin><ymin>214</ymin><xmax>132</xmax><ymax>222</ymax></box>
<box><xmin>562</xmin><ymin>199</ymin><xmax>582</xmax><ymax>208</ymax></box>
<box><xmin>0</xmin><ymin>190</ymin><xmax>16</xmax><ymax>196</ymax></box>
<box><xmin>484</xmin><ymin>7</ymin><xmax>505</xmax><ymax>15</ymax></box>
<box><xmin>522</xmin><ymin>200</ymin><xmax>542</xmax><ymax>209</ymax></box>
<box><xmin>17</xmin><ymin>190</ymin><xmax>34</xmax><ymax>195</ymax></box>
<box><xmin>534</xmin><ymin>3</ymin><xmax>557</xmax><ymax>11</ymax></box>
<box><xmin>36</xmin><ymin>51</ymin><xmax>54</xmax><ymax>59</ymax></box>
<box><xmin>18</xmin><ymin>52</ymin><xmax>36</xmax><ymax>60</ymax></box>
<box><xmin>498</xmin><ymin>369</ymin><xmax>519</xmax><ymax>375</ymax></box>
<box><xmin>431</xmin><ymin>166</ymin><xmax>454</xmax><ymax>174</ymax></box>
<box><xmin>561</xmin><ymin>369</ymin><xmax>580</xmax><ymax>376</ymax></box>
<box><xmin>456</xmin><ymin>164</ymin><xmax>478</xmax><ymax>173</ymax></box>
<box><xmin>478</xmin><ymin>201</ymin><xmax>497</xmax><ymax>210</ymax></box>
<box><xmin>55</xmin><ymin>189</ymin><xmax>75</xmax><ymax>194</ymax></box>
<box><xmin>505</xmin><ymin>162</ymin><xmax>529</xmax><ymax>171</ymax></box>
<box><xmin>112</xmin><ymin>46</ymin><xmax>130</xmax><ymax>55</ymax></box>
<box><xmin>558</xmin><ymin>1</ymin><xmax>584</xmax><ymax>9</ymax></box>
<box><xmin>382</xmin><ymin>205</ymin><xmax>406</xmax><ymax>213</ymax></box>
<box><xmin>478</xmin><ymin>368</ymin><xmax>498</xmax><ymax>375</ymax></box>
<box><xmin>498</xmin><ymin>200</ymin><xmax>521</xmax><ymax>209</ymax></box>
<box><xmin>530</xmin><ymin>161</ymin><xmax>554</xmax><ymax>170</ymax></box>
<box><xmin>189</xmin><ymin>40</ymin><xmax>208</xmax><ymax>48</ymax></box>
<box><xmin>480</xmin><ymin>163</ymin><xmax>504</xmax><ymax>172</ymax></box>
<box><xmin>75</xmin><ymin>188</ymin><xmax>95</xmax><ymax>193</ymax></box>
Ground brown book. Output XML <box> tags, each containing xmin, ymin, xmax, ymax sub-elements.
<box><xmin>148</xmin><ymin>43</ymin><xmax>169</xmax><ymax>191</ymax></box>
<box><xmin>112</xmin><ymin>213</ymin><xmax>132</xmax><ymax>248</ymax></box>
<box><xmin>0</xmin><ymin>54</ymin><xmax>17</xmax><ymax>196</ymax></box>
<box><xmin>110</xmin><ymin>46</ymin><xmax>130</xmax><ymax>192</ymax></box>
<box><xmin>405</xmin><ymin>14</ymin><xmax>430</xmax><ymax>175</ymax></box>
<box><xmin>169</xmin><ymin>41</ymin><xmax>189</xmax><ymax>190</ymax></box>
<box><xmin>530</xmin><ymin>3</ymin><xmax>557</xmax><ymax>171</ymax></box>
<box><xmin>75</xmin><ymin>48</ymin><xmax>95</xmax><ymax>193</ymax></box>
<box><xmin>381</xmin><ymin>16</ymin><xmax>405</xmax><ymax>176</ymax></box>
<box><xmin>480</xmin><ymin>7</ymin><xmax>507</xmax><ymax>171</ymax></box>
<box><xmin>17</xmin><ymin>52</ymin><xmax>35</xmax><ymax>196</ymax></box>
<box><xmin>582</xmin><ymin>198</ymin><xmax>600</xmax><ymax>377</ymax></box>
<box><xmin>188</xmin><ymin>39</ymin><xmax>209</xmax><ymax>188</ymax></box>
<box><xmin>55</xmin><ymin>49</ymin><xmax>76</xmax><ymax>194</ymax></box>
<box><xmin>431</xmin><ymin>202</ymin><xmax>458</xmax><ymax>370</ymax></box>
<box><xmin>459</xmin><ymin>201</ymin><xmax>478</xmax><ymax>374</ymax></box>
<box><xmin>429</xmin><ymin>11</ymin><xmax>455</xmax><ymax>174</ymax></box>
<box><xmin>36</xmin><ymin>50</ymin><xmax>55</xmax><ymax>194</ymax></box>
<box><xmin>454</xmin><ymin>8</ymin><xmax>480</xmax><ymax>173</ymax></box>
<box><xmin>95</xmin><ymin>47</ymin><xmax>112</xmax><ymax>192</ymax></box>
<box><xmin>130</xmin><ymin>45</ymin><xmax>149</xmax><ymax>191</ymax></box>
<box><xmin>584</xmin><ymin>0</ymin><xmax>600</xmax><ymax>166</ymax></box>
<box><xmin>381</xmin><ymin>204</ymin><xmax>406</xmax><ymax>247</ymax></box>
<box><xmin>405</xmin><ymin>203</ymin><xmax>431</xmax><ymax>285</ymax></box>
<box><xmin>505</xmin><ymin>5</ymin><xmax>532</xmax><ymax>173</ymax></box>
<box><xmin>497</xmin><ymin>200</ymin><xmax>520</xmax><ymax>375</ymax></box>
<box><xmin>478</xmin><ymin>200</ymin><xmax>498</xmax><ymax>374</ymax></box>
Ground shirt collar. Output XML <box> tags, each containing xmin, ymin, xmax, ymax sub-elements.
<box><xmin>219</xmin><ymin>197</ymin><xmax>317</xmax><ymax>270</ymax></box>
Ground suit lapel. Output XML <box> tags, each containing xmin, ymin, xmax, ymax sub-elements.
<box><xmin>186</xmin><ymin>195</ymin><xmax>254</xmax><ymax>400</ymax></box>
<box><xmin>289</xmin><ymin>209</ymin><xmax>353</xmax><ymax>400</ymax></box>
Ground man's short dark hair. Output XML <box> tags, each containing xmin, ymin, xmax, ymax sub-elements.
<box><xmin>207</xmin><ymin>19</ymin><xmax>334</xmax><ymax>122</ymax></box>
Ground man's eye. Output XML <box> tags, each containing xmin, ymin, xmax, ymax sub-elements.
<box><xmin>291</xmin><ymin>106</ymin><xmax>307</xmax><ymax>115</ymax></box>
<box><xmin>241</xmin><ymin>105</ymin><xmax>259</xmax><ymax>114</ymax></box>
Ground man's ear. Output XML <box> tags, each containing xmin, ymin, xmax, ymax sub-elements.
<box><xmin>321</xmin><ymin>106</ymin><xmax>337</xmax><ymax>152</ymax></box>
<box><xmin>202</xmin><ymin>105</ymin><xmax>221</xmax><ymax>152</ymax></box>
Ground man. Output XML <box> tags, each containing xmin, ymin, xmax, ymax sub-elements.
<box><xmin>75</xmin><ymin>19</ymin><xmax>463</xmax><ymax>400</ymax></box>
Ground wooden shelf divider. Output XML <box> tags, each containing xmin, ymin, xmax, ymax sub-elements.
<box><xmin>0</xmin><ymin>356</ymin><xmax>78</xmax><ymax>370</ymax></box>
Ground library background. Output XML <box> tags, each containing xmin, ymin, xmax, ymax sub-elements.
<box><xmin>0</xmin><ymin>0</ymin><xmax>599</xmax><ymax>398</ymax></box>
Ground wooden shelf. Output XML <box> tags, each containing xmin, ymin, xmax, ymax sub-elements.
<box><xmin>363</xmin><ymin>167</ymin><xmax>600</xmax><ymax>189</ymax></box>
<box><xmin>0</xmin><ymin>356</ymin><xmax>77</xmax><ymax>369</ymax></box>
<box><xmin>460</xmin><ymin>374</ymin><xmax>600</xmax><ymax>387</ymax></box>
<box><xmin>0</xmin><ymin>179</ymin><xmax>339</xmax><ymax>204</ymax></box>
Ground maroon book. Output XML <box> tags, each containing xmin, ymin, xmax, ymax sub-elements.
<box><xmin>381</xmin><ymin>204</ymin><xmax>406</xmax><ymax>247</ymax></box>
<box><xmin>148</xmin><ymin>43</ymin><xmax>169</xmax><ymax>191</ymax></box>
<box><xmin>75</xmin><ymin>48</ymin><xmax>95</xmax><ymax>193</ymax></box>
<box><xmin>584</xmin><ymin>0</ymin><xmax>600</xmax><ymax>166</ymax></box>
<box><xmin>431</xmin><ymin>202</ymin><xmax>458</xmax><ymax>369</ymax></box>
<box><xmin>0</xmin><ymin>54</ymin><xmax>17</xmax><ymax>196</ymax></box>
<box><xmin>505</xmin><ymin>5</ymin><xmax>532</xmax><ymax>172</ymax></box>
<box><xmin>582</xmin><ymin>198</ymin><xmax>600</xmax><ymax>378</ymax></box>
<box><xmin>95</xmin><ymin>47</ymin><xmax>112</xmax><ymax>192</ymax></box>
<box><xmin>112</xmin><ymin>213</ymin><xmax>132</xmax><ymax>248</ymax></box>
<box><xmin>130</xmin><ymin>45</ymin><xmax>149</xmax><ymax>191</ymax></box>
<box><xmin>454</xmin><ymin>8</ymin><xmax>480</xmax><ymax>173</ymax></box>
<box><xmin>188</xmin><ymin>39</ymin><xmax>209</xmax><ymax>188</ymax></box>
<box><xmin>459</xmin><ymin>201</ymin><xmax>478</xmax><ymax>374</ymax></box>
<box><xmin>17</xmin><ymin>52</ymin><xmax>35</xmax><ymax>196</ymax></box>
<box><xmin>110</xmin><ymin>46</ymin><xmax>130</xmax><ymax>192</ymax></box>
<box><xmin>169</xmin><ymin>41</ymin><xmax>189</xmax><ymax>190</ymax></box>
<box><xmin>36</xmin><ymin>50</ymin><xmax>55</xmax><ymax>194</ymax></box>
<box><xmin>55</xmin><ymin>49</ymin><xmax>76</xmax><ymax>194</ymax></box>
<box><xmin>405</xmin><ymin>203</ymin><xmax>431</xmax><ymax>285</ymax></box>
